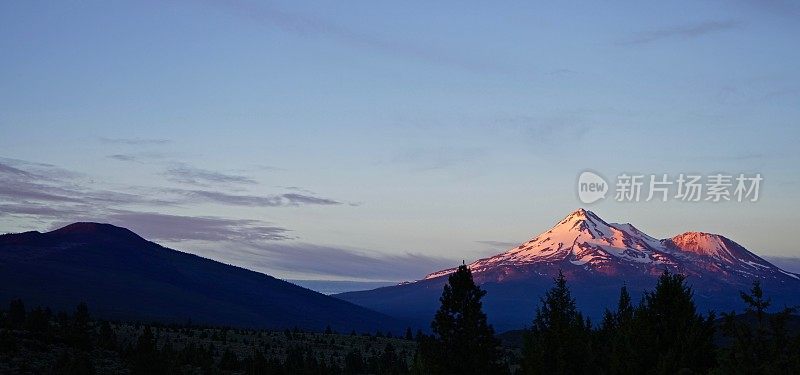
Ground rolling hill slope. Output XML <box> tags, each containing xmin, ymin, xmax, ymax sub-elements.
<box><xmin>0</xmin><ymin>222</ymin><xmax>405</xmax><ymax>333</ymax></box>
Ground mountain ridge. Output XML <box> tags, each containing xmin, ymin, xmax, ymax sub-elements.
<box><xmin>423</xmin><ymin>209</ymin><xmax>798</xmax><ymax>283</ymax></box>
<box><xmin>336</xmin><ymin>209</ymin><xmax>800</xmax><ymax>331</ymax></box>
<box><xmin>0</xmin><ymin>222</ymin><xmax>407</xmax><ymax>333</ymax></box>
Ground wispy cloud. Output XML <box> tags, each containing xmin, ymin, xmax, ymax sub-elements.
<box><xmin>99</xmin><ymin>137</ymin><xmax>171</xmax><ymax>145</ymax></box>
<box><xmin>737</xmin><ymin>0</ymin><xmax>800</xmax><ymax>18</ymax></box>
<box><xmin>165</xmin><ymin>164</ymin><xmax>258</xmax><ymax>185</ymax></box>
<box><xmin>282</xmin><ymin>193</ymin><xmax>340</xmax><ymax>206</ymax></box>
<box><xmin>392</xmin><ymin>146</ymin><xmax>488</xmax><ymax>173</ymax></box>
<box><xmin>179</xmin><ymin>189</ymin><xmax>341</xmax><ymax>207</ymax></box>
<box><xmin>1</xmin><ymin>159</ymin><xmax>343</xmax><ymax>213</ymax></box>
<box><xmin>108</xmin><ymin>154</ymin><xmax>138</xmax><ymax>162</ymax></box>
<box><xmin>209</xmin><ymin>0</ymin><xmax>500</xmax><ymax>73</ymax></box>
<box><xmin>0</xmin><ymin>182</ymin><xmax>85</xmax><ymax>203</ymax></box>
<box><xmin>481</xmin><ymin>114</ymin><xmax>593</xmax><ymax>155</ymax></box>
<box><xmin>106</xmin><ymin>151</ymin><xmax>172</xmax><ymax>164</ymax></box>
<box><xmin>0</xmin><ymin>161</ymin><xmax>182</xmax><ymax>208</ymax></box>
<box><xmin>278</xmin><ymin>186</ymin><xmax>316</xmax><ymax>194</ymax></box>
<box><xmin>0</xmin><ymin>202</ymin><xmax>87</xmax><ymax>217</ymax></box>
<box><xmin>618</xmin><ymin>20</ymin><xmax>741</xmax><ymax>45</ymax></box>
<box><xmin>0</xmin><ymin>162</ymin><xmax>35</xmax><ymax>178</ymax></box>
<box><xmin>476</xmin><ymin>240</ymin><xmax>518</xmax><ymax>248</ymax></box>
<box><xmin>104</xmin><ymin>210</ymin><xmax>293</xmax><ymax>242</ymax></box>
<box><xmin>0</xmin><ymin>158</ymin><xmax>81</xmax><ymax>180</ymax></box>
<box><xmin>239</xmin><ymin>242</ymin><xmax>456</xmax><ymax>281</ymax></box>
<box><xmin>0</xmin><ymin>162</ymin><xmax>86</xmax><ymax>203</ymax></box>
<box><xmin>1</xmin><ymin>157</ymin><xmax>356</xmax><ymax>280</ymax></box>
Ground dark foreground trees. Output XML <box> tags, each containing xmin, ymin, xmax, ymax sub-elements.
<box><xmin>716</xmin><ymin>281</ymin><xmax>800</xmax><ymax>374</ymax></box>
<box><xmin>522</xmin><ymin>270</ymin><xmax>592</xmax><ymax>374</ymax></box>
<box><xmin>598</xmin><ymin>270</ymin><xmax>717</xmax><ymax>374</ymax></box>
<box><xmin>415</xmin><ymin>264</ymin><xmax>506</xmax><ymax>374</ymax></box>
<box><xmin>0</xmin><ymin>300</ymin><xmax>416</xmax><ymax>374</ymax></box>
<box><xmin>3</xmin><ymin>270</ymin><xmax>799</xmax><ymax>374</ymax></box>
<box><xmin>522</xmin><ymin>270</ymin><xmax>747</xmax><ymax>375</ymax></box>
<box><xmin>627</xmin><ymin>271</ymin><xmax>716</xmax><ymax>373</ymax></box>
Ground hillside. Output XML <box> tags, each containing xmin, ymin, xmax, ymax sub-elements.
<box><xmin>0</xmin><ymin>223</ymin><xmax>405</xmax><ymax>333</ymax></box>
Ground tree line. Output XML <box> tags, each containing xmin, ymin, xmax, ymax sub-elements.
<box><xmin>0</xmin><ymin>301</ymin><xmax>414</xmax><ymax>374</ymax></box>
<box><xmin>414</xmin><ymin>264</ymin><xmax>800</xmax><ymax>374</ymax></box>
<box><xmin>2</xmin><ymin>266</ymin><xmax>799</xmax><ymax>374</ymax></box>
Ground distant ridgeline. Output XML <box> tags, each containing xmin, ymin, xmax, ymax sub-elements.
<box><xmin>337</xmin><ymin>209</ymin><xmax>800</xmax><ymax>332</ymax></box>
<box><xmin>0</xmin><ymin>223</ymin><xmax>407</xmax><ymax>333</ymax></box>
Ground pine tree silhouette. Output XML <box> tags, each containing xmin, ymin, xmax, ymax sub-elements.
<box><xmin>417</xmin><ymin>264</ymin><xmax>505</xmax><ymax>374</ymax></box>
<box><xmin>626</xmin><ymin>270</ymin><xmax>716</xmax><ymax>374</ymax></box>
<box><xmin>7</xmin><ymin>299</ymin><xmax>25</xmax><ymax>329</ymax></box>
<box><xmin>522</xmin><ymin>270</ymin><xmax>592</xmax><ymax>374</ymax></box>
<box><xmin>718</xmin><ymin>281</ymin><xmax>800</xmax><ymax>374</ymax></box>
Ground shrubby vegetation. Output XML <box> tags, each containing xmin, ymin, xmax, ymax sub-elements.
<box><xmin>0</xmin><ymin>301</ymin><xmax>415</xmax><ymax>374</ymax></box>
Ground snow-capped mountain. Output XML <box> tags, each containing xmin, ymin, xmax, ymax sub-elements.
<box><xmin>424</xmin><ymin>208</ymin><xmax>799</xmax><ymax>284</ymax></box>
<box><xmin>337</xmin><ymin>209</ymin><xmax>800</xmax><ymax>332</ymax></box>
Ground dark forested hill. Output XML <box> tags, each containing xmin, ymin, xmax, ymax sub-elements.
<box><xmin>0</xmin><ymin>223</ymin><xmax>405</xmax><ymax>333</ymax></box>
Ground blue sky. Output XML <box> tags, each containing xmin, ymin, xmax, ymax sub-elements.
<box><xmin>2</xmin><ymin>0</ymin><xmax>799</xmax><ymax>281</ymax></box>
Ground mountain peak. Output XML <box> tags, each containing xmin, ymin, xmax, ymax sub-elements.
<box><xmin>565</xmin><ymin>208</ymin><xmax>593</xmax><ymax>220</ymax></box>
<box><xmin>549</xmin><ymin>208</ymin><xmax>612</xmax><ymax>239</ymax></box>
<box><xmin>667</xmin><ymin>231</ymin><xmax>738</xmax><ymax>259</ymax></box>
<box><xmin>49</xmin><ymin>222</ymin><xmax>144</xmax><ymax>242</ymax></box>
<box><xmin>452</xmin><ymin>209</ymin><xmax>623</xmax><ymax>272</ymax></box>
<box><xmin>560</xmin><ymin>208</ymin><xmax>606</xmax><ymax>224</ymax></box>
<box><xmin>571</xmin><ymin>207</ymin><xmax>589</xmax><ymax>215</ymax></box>
<box><xmin>424</xmin><ymin>209</ymin><xmax>799</xmax><ymax>284</ymax></box>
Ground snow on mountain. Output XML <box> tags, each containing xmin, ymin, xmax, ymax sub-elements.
<box><xmin>338</xmin><ymin>208</ymin><xmax>800</xmax><ymax>331</ymax></box>
<box><xmin>424</xmin><ymin>208</ymin><xmax>800</xmax><ymax>283</ymax></box>
<box><xmin>664</xmin><ymin>231</ymin><xmax>799</xmax><ymax>281</ymax></box>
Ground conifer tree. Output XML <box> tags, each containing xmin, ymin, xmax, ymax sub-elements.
<box><xmin>97</xmin><ymin>321</ymin><xmax>117</xmax><ymax>350</ymax></box>
<box><xmin>70</xmin><ymin>302</ymin><xmax>92</xmax><ymax>349</ymax></box>
<box><xmin>7</xmin><ymin>299</ymin><xmax>25</xmax><ymax>329</ymax></box>
<box><xmin>130</xmin><ymin>327</ymin><xmax>166</xmax><ymax>375</ymax></box>
<box><xmin>417</xmin><ymin>264</ymin><xmax>505</xmax><ymax>374</ymax></box>
<box><xmin>628</xmin><ymin>270</ymin><xmax>716</xmax><ymax>374</ymax></box>
<box><xmin>598</xmin><ymin>286</ymin><xmax>638</xmax><ymax>374</ymax></box>
<box><xmin>717</xmin><ymin>281</ymin><xmax>800</xmax><ymax>374</ymax></box>
<box><xmin>522</xmin><ymin>270</ymin><xmax>592</xmax><ymax>374</ymax></box>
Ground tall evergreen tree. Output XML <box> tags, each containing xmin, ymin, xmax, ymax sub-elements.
<box><xmin>627</xmin><ymin>270</ymin><xmax>716</xmax><ymax>374</ymax></box>
<box><xmin>598</xmin><ymin>286</ymin><xmax>638</xmax><ymax>374</ymax></box>
<box><xmin>600</xmin><ymin>285</ymin><xmax>633</xmax><ymax>333</ymax></box>
<box><xmin>416</xmin><ymin>264</ymin><xmax>505</xmax><ymax>374</ymax></box>
<box><xmin>717</xmin><ymin>281</ymin><xmax>800</xmax><ymax>374</ymax></box>
<box><xmin>69</xmin><ymin>302</ymin><xmax>92</xmax><ymax>349</ymax></box>
<box><xmin>7</xmin><ymin>299</ymin><xmax>25</xmax><ymax>329</ymax></box>
<box><xmin>404</xmin><ymin>327</ymin><xmax>413</xmax><ymax>341</ymax></box>
<box><xmin>522</xmin><ymin>270</ymin><xmax>592</xmax><ymax>375</ymax></box>
<box><xmin>25</xmin><ymin>306</ymin><xmax>51</xmax><ymax>333</ymax></box>
<box><xmin>130</xmin><ymin>327</ymin><xmax>167</xmax><ymax>375</ymax></box>
<box><xmin>97</xmin><ymin>321</ymin><xmax>117</xmax><ymax>350</ymax></box>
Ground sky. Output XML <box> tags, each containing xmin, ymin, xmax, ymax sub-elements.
<box><xmin>2</xmin><ymin>0</ymin><xmax>800</xmax><ymax>282</ymax></box>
